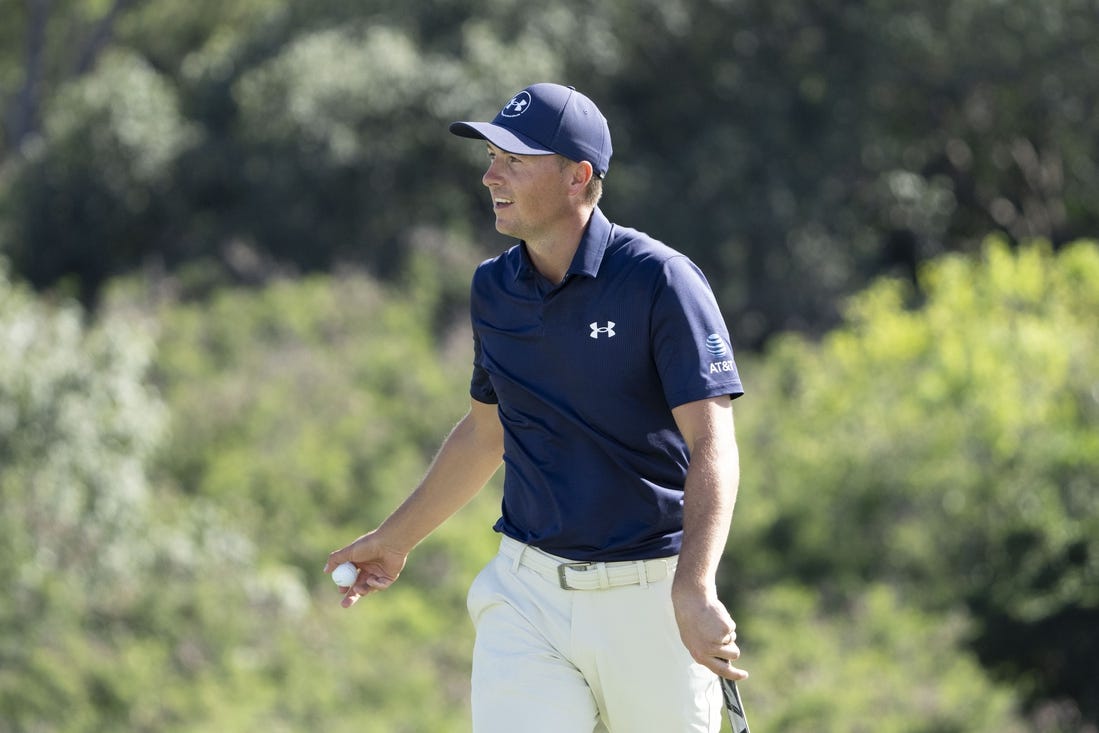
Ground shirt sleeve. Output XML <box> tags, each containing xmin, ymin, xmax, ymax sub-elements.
<box><xmin>650</xmin><ymin>255</ymin><xmax>744</xmax><ymax>408</ymax></box>
<box><xmin>469</xmin><ymin>316</ymin><xmax>499</xmax><ymax>405</ymax></box>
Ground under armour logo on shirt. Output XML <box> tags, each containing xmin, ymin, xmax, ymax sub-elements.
<box><xmin>590</xmin><ymin>321</ymin><xmax>616</xmax><ymax>338</ymax></box>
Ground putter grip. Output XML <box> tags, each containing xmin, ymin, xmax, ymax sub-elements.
<box><xmin>721</xmin><ymin>678</ymin><xmax>751</xmax><ymax>733</ymax></box>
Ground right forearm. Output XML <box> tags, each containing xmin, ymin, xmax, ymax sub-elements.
<box><xmin>376</xmin><ymin>403</ymin><xmax>503</xmax><ymax>554</ymax></box>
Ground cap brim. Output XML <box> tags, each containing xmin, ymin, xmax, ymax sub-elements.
<box><xmin>449</xmin><ymin>121</ymin><xmax>555</xmax><ymax>157</ymax></box>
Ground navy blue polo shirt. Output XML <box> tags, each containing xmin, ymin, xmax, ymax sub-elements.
<box><xmin>470</xmin><ymin>207</ymin><xmax>743</xmax><ymax>561</ymax></box>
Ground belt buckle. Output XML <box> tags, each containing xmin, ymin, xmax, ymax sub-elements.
<box><xmin>557</xmin><ymin>561</ymin><xmax>593</xmax><ymax>590</ymax></box>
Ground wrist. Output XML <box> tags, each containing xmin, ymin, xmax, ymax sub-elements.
<box><xmin>364</xmin><ymin>524</ymin><xmax>414</xmax><ymax>560</ymax></box>
<box><xmin>671</xmin><ymin>573</ymin><xmax>718</xmax><ymax>603</ymax></box>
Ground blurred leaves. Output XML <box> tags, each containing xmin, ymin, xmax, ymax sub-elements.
<box><xmin>43</xmin><ymin>50</ymin><xmax>198</xmax><ymax>191</ymax></box>
<box><xmin>0</xmin><ymin>261</ymin><xmax>164</xmax><ymax>589</ymax></box>
<box><xmin>2</xmin><ymin>0</ymin><xmax>1099</xmax><ymax>729</ymax></box>
<box><xmin>146</xmin><ymin>254</ymin><xmax>477</xmax><ymax>570</ymax></box>
<box><xmin>733</xmin><ymin>238</ymin><xmax>1099</xmax><ymax>724</ymax></box>
<box><xmin>743</xmin><ymin>584</ymin><xmax>1024</xmax><ymax>733</ymax></box>
<box><xmin>3</xmin><ymin>0</ymin><xmax>1098</xmax><ymax>344</ymax></box>
<box><xmin>4</xmin><ymin>241</ymin><xmax>1097</xmax><ymax>730</ymax></box>
<box><xmin>1</xmin><ymin>255</ymin><xmax>498</xmax><ymax>732</ymax></box>
<box><xmin>0</xmin><ymin>262</ymin><xmax>277</xmax><ymax>733</ymax></box>
<box><xmin>3</xmin><ymin>49</ymin><xmax>198</xmax><ymax>303</ymax></box>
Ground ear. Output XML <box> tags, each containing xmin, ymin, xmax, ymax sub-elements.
<box><xmin>568</xmin><ymin>160</ymin><xmax>595</xmax><ymax>195</ymax></box>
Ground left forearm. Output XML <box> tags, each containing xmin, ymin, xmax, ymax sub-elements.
<box><xmin>668</xmin><ymin>397</ymin><xmax>748</xmax><ymax>678</ymax></box>
<box><xmin>669</xmin><ymin>397</ymin><xmax>741</xmax><ymax>596</ymax></box>
<box><xmin>673</xmin><ymin>431</ymin><xmax>740</xmax><ymax>595</ymax></box>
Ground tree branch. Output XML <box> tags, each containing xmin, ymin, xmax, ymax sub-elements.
<box><xmin>5</xmin><ymin>0</ymin><xmax>53</xmax><ymax>152</ymax></box>
<box><xmin>74</xmin><ymin>0</ymin><xmax>141</xmax><ymax>75</ymax></box>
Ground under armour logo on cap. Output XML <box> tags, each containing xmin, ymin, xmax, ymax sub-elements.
<box><xmin>501</xmin><ymin>92</ymin><xmax>531</xmax><ymax>117</ymax></box>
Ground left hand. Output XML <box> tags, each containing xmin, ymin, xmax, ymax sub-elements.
<box><xmin>671</xmin><ymin>586</ymin><xmax>749</xmax><ymax>680</ymax></box>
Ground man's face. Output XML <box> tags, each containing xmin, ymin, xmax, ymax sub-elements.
<box><xmin>482</xmin><ymin>143</ymin><xmax>574</xmax><ymax>241</ymax></box>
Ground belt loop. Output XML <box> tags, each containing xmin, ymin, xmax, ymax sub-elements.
<box><xmin>596</xmin><ymin>562</ymin><xmax>611</xmax><ymax>590</ymax></box>
<box><xmin>511</xmin><ymin>542</ymin><xmax>526</xmax><ymax>573</ymax></box>
<box><xmin>636</xmin><ymin>560</ymin><xmax>649</xmax><ymax>588</ymax></box>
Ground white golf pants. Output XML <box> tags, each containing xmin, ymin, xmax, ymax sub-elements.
<box><xmin>467</xmin><ymin>536</ymin><xmax>723</xmax><ymax>733</ymax></box>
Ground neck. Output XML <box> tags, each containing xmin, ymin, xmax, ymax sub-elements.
<box><xmin>524</xmin><ymin>207</ymin><xmax>594</xmax><ymax>285</ymax></box>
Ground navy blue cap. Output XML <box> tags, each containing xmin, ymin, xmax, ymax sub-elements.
<box><xmin>450</xmin><ymin>83</ymin><xmax>612</xmax><ymax>178</ymax></box>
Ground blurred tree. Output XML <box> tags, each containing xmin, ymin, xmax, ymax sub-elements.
<box><xmin>125</xmin><ymin>255</ymin><xmax>501</xmax><ymax>730</ymax></box>
<box><xmin>2</xmin><ymin>49</ymin><xmax>199</xmax><ymax>304</ymax></box>
<box><xmin>7</xmin><ymin>234</ymin><xmax>1096</xmax><ymax>729</ymax></box>
<box><xmin>2</xmin><ymin>0</ymin><xmax>1099</xmax><ymax>725</ymax></box>
<box><xmin>731</xmin><ymin>239</ymin><xmax>1099</xmax><ymax>725</ymax></box>
<box><xmin>0</xmin><ymin>260</ymin><xmax>304</xmax><ymax>731</ymax></box>
<box><xmin>581</xmin><ymin>0</ymin><xmax>1099</xmax><ymax>346</ymax></box>
<box><xmin>144</xmin><ymin>253</ymin><xmax>480</xmax><ymax>570</ymax></box>
<box><xmin>0</xmin><ymin>257</ymin><xmax>499</xmax><ymax>731</ymax></box>
<box><xmin>739</xmin><ymin>583</ymin><xmax>1025</xmax><ymax>733</ymax></box>
<box><xmin>1</xmin><ymin>0</ymin><xmax>141</xmax><ymax>156</ymax></box>
<box><xmin>3</xmin><ymin>0</ymin><xmax>1099</xmax><ymax>346</ymax></box>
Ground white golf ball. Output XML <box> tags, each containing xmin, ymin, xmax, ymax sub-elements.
<box><xmin>332</xmin><ymin>562</ymin><xmax>359</xmax><ymax>587</ymax></box>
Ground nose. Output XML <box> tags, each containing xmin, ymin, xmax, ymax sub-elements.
<box><xmin>482</xmin><ymin>158</ymin><xmax>502</xmax><ymax>188</ymax></box>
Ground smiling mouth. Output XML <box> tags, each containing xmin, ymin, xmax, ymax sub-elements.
<box><xmin>493</xmin><ymin>197</ymin><xmax>513</xmax><ymax>209</ymax></box>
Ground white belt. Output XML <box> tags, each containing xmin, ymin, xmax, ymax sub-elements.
<box><xmin>498</xmin><ymin>535</ymin><xmax>677</xmax><ymax>591</ymax></box>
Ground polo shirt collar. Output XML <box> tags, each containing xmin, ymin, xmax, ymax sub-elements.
<box><xmin>514</xmin><ymin>207</ymin><xmax>613</xmax><ymax>282</ymax></box>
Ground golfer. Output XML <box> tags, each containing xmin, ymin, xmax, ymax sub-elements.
<box><xmin>326</xmin><ymin>82</ymin><xmax>747</xmax><ymax>732</ymax></box>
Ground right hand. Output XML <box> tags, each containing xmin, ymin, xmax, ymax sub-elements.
<box><xmin>324</xmin><ymin>530</ymin><xmax>408</xmax><ymax>608</ymax></box>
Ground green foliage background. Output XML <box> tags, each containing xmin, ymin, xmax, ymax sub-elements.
<box><xmin>3</xmin><ymin>0</ymin><xmax>1099</xmax><ymax>342</ymax></box>
<box><xmin>4</xmin><ymin>241</ymin><xmax>1097</xmax><ymax>731</ymax></box>
<box><xmin>732</xmin><ymin>240</ymin><xmax>1099</xmax><ymax>731</ymax></box>
<box><xmin>2</xmin><ymin>1</ymin><xmax>1099</xmax><ymax>731</ymax></box>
